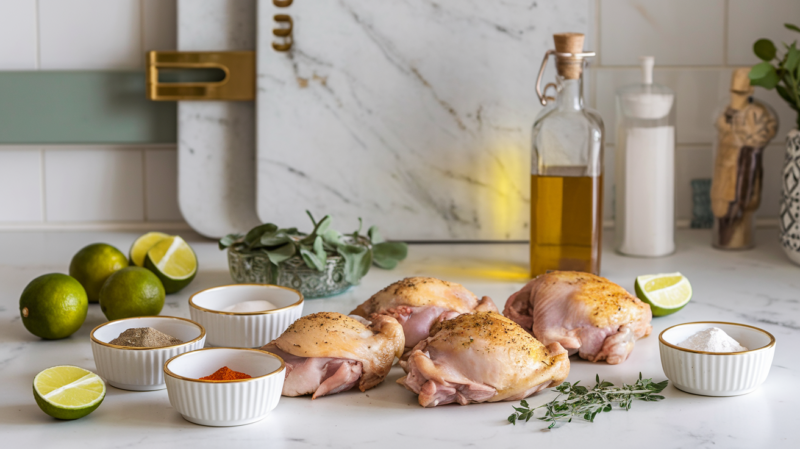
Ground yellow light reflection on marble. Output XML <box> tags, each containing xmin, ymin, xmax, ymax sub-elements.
<box><xmin>484</xmin><ymin>144</ymin><xmax>529</xmax><ymax>240</ymax></box>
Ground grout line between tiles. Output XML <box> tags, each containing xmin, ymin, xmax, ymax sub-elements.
<box><xmin>0</xmin><ymin>144</ymin><xmax>178</xmax><ymax>151</ymax></box>
<box><xmin>140</xmin><ymin>0</ymin><xmax>146</xmax><ymax>70</ymax></box>
<box><xmin>723</xmin><ymin>0</ymin><xmax>729</xmax><ymax>67</ymax></box>
<box><xmin>594</xmin><ymin>65</ymin><xmax>737</xmax><ymax>71</ymax></box>
<box><xmin>34</xmin><ymin>0</ymin><xmax>41</xmax><ymax>70</ymax></box>
<box><xmin>0</xmin><ymin>221</ymin><xmax>192</xmax><ymax>232</ymax></box>
<box><xmin>40</xmin><ymin>148</ymin><xmax>47</xmax><ymax>222</ymax></box>
<box><xmin>142</xmin><ymin>149</ymin><xmax>148</xmax><ymax>221</ymax></box>
<box><xmin>594</xmin><ymin>0</ymin><xmax>601</xmax><ymax>67</ymax></box>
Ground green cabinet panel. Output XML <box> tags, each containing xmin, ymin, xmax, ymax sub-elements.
<box><xmin>0</xmin><ymin>72</ymin><xmax>176</xmax><ymax>143</ymax></box>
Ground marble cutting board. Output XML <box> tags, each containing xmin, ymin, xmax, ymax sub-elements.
<box><xmin>257</xmin><ymin>0</ymin><xmax>590</xmax><ymax>240</ymax></box>
<box><xmin>176</xmin><ymin>0</ymin><xmax>261</xmax><ymax>238</ymax></box>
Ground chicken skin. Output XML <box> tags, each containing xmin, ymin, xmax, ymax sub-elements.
<box><xmin>504</xmin><ymin>271</ymin><xmax>652</xmax><ymax>365</ymax></box>
<box><xmin>350</xmin><ymin>277</ymin><xmax>498</xmax><ymax>354</ymax></box>
<box><xmin>398</xmin><ymin>312</ymin><xmax>569</xmax><ymax>407</ymax></box>
<box><xmin>261</xmin><ymin>312</ymin><xmax>404</xmax><ymax>399</ymax></box>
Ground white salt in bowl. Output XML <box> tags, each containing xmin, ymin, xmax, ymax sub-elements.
<box><xmin>164</xmin><ymin>348</ymin><xmax>285</xmax><ymax>426</ymax></box>
<box><xmin>90</xmin><ymin>316</ymin><xmax>206</xmax><ymax>391</ymax></box>
<box><xmin>659</xmin><ymin>321</ymin><xmax>776</xmax><ymax>396</ymax></box>
<box><xmin>189</xmin><ymin>284</ymin><xmax>303</xmax><ymax>348</ymax></box>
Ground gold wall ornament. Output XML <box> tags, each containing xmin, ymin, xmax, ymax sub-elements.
<box><xmin>146</xmin><ymin>51</ymin><xmax>255</xmax><ymax>101</ymax></box>
<box><xmin>273</xmin><ymin>14</ymin><xmax>294</xmax><ymax>52</ymax></box>
<box><xmin>273</xmin><ymin>0</ymin><xmax>293</xmax><ymax>6</ymax></box>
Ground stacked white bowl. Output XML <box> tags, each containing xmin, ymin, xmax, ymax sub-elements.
<box><xmin>90</xmin><ymin>316</ymin><xmax>206</xmax><ymax>391</ymax></box>
<box><xmin>189</xmin><ymin>284</ymin><xmax>303</xmax><ymax>348</ymax></box>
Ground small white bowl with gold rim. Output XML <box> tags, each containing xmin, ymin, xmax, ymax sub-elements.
<box><xmin>189</xmin><ymin>284</ymin><xmax>303</xmax><ymax>348</ymax></box>
<box><xmin>90</xmin><ymin>316</ymin><xmax>206</xmax><ymax>391</ymax></box>
<box><xmin>164</xmin><ymin>347</ymin><xmax>285</xmax><ymax>426</ymax></box>
<box><xmin>659</xmin><ymin>321</ymin><xmax>776</xmax><ymax>396</ymax></box>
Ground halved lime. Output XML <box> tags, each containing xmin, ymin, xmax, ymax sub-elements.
<box><xmin>33</xmin><ymin>366</ymin><xmax>105</xmax><ymax>420</ymax></box>
<box><xmin>129</xmin><ymin>232</ymin><xmax>170</xmax><ymax>267</ymax></box>
<box><xmin>144</xmin><ymin>236</ymin><xmax>197</xmax><ymax>294</ymax></box>
<box><xmin>634</xmin><ymin>272</ymin><xmax>692</xmax><ymax>317</ymax></box>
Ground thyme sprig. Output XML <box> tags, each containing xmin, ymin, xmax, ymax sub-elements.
<box><xmin>508</xmin><ymin>373</ymin><xmax>668</xmax><ymax>430</ymax></box>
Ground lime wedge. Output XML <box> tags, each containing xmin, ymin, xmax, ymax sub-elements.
<box><xmin>144</xmin><ymin>236</ymin><xmax>197</xmax><ymax>294</ymax></box>
<box><xmin>129</xmin><ymin>232</ymin><xmax>170</xmax><ymax>267</ymax></box>
<box><xmin>634</xmin><ymin>272</ymin><xmax>692</xmax><ymax>317</ymax></box>
<box><xmin>33</xmin><ymin>366</ymin><xmax>105</xmax><ymax>420</ymax></box>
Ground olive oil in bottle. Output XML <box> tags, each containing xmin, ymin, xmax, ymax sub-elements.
<box><xmin>530</xmin><ymin>33</ymin><xmax>604</xmax><ymax>277</ymax></box>
<box><xmin>530</xmin><ymin>174</ymin><xmax>602</xmax><ymax>276</ymax></box>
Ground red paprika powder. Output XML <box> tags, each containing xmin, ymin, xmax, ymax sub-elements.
<box><xmin>199</xmin><ymin>366</ymin><xmax>252</xmax><ymax>381</ymax></box>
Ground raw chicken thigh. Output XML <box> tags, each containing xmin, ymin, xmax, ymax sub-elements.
<box><xmin>350</xmin><ymin>277</ymin><xmax>498</xmax><ymax>354</ymax></box>
<box><xmin>504</xmin><ymin>271</ymin><xmax>652</xmax><ymax>365</ymax></box>
<box><xmin>262</xmin><ymin>312</ymin><xmax>404</xmax><ymax>399</ymax></box>
<box><xmin>398</xmin><ymin>312</ymin><xmax>569</xmax><ymax>407</ymax></box>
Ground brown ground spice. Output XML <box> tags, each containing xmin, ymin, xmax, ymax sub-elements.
<box><xmin>109</xmin><ymin>327</ymin><xmax>183</xmax><ymax>348</ymax></box>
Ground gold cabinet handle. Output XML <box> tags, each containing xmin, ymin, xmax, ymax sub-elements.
<box><xmin>146</xmin><ymin>51</ymin><xmax>255</xmax><ymax>101</ymax></box>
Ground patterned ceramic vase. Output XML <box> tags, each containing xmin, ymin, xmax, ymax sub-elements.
<box><xmin>780</xmin><ymin>129</ymin><xmax>800</xmax><ymax>265</ymax></box>
<box><xmin>226</xmin><ymin>235</ymin><xmax>371</xmax><ymax>298</ymax></box>
<box><xmin>227</xmin><ymin>247</ymin><xmax>351</xmax><ymax>298</ymax></box>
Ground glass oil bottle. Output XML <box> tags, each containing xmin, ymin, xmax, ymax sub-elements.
<box><xmin>530</xmin><ymin>33</ymin><xmax>604</xmax><ymax>277</ymax></box>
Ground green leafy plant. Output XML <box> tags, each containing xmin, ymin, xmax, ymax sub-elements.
<box><xmin>750</xmin><ymin>23</ymin><xmax>800</xmax><ymax>128</ymax></box>
<box><xmin>219</xmin><ymin>211</ymin><xmax>408</xmax><ymax>284</ymax></box>
<box><xmin>507</xmin><ymin>373</ymin><xmax>668</xmax><ymax>430</ymax></box>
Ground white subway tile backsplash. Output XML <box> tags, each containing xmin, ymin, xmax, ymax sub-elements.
<box><xmin>728</xmin><ymin>0</ymin><xmax>800</xmax><ymax>66</ymax></box>
<box><xmin>0</xmin><ymin>149</ymin><xmax>43</xmax><ymax>222</ymax></box>
<box><xmin>0</xmin><ymin>0</ymin><xmax>788</xmax><ymax>230</ymax></box>
<box><xmin>603</xmin><ymin>144</ymin><xmax>614</xmax><ymax>221</ymax></box>
<box><xmin>144</xmin><ymin>0</ymin><xmax>177</xmax><ymax>51</ymax></box>
<box><xmin>675</xmin><ymin>146</ymin><xmax>714</xmax><ymax>221</ymax></box>
<box><xmin>0</xmin><ymin>0</ymin><xmax>37</xmax><ymax>70</ymax></box>
<box><xmin>144</xmin><ymin>149</ymin><xmax>183</xmax><ymax>221</ymax></box>
<box><xmin>44</xmin><ymin>148</ymin><xmax>144</xmax><ymax>222</ymax></box>
<box><xmin>596</xmin><ymin>68</ymin><xmax>797</xmax><ymax>146</ymax></box>
<box><xmin>39</xmin><ymin>0</ymin><xmax>142</xmax><ymax>70</ymax></box>
<box><xmin>596</xmin><ymin>69</ymin><xmax>725</xmax><ymax>145</ymax></box>
<box><xmin>753</xmin><ymin>88</ymin><xmax>799</xmax><ymax>139</ymax></box>
<box><xmin>671</xmin><ymin>144</ymin><xmax>784</xmax><ymax>221</ymax></box>
<box><xmin>599</xmin><ymin>0</ymin><xmax>725</xmax><ymax>66</ymax></box>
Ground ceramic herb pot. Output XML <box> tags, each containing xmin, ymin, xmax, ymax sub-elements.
<box><xmin>227</xmin><ymin>248</ymin><xmax>350</xmax><ymax>298</ymax></box>
<box><xmin>780</xmin><ymin>129</ymin><xmax>800</xmax><ymax>265</ymax></box>
<box><xmin>226</xmin><ymin>235</ymin><xmax>370</xmax><ymax>298</ymax></box>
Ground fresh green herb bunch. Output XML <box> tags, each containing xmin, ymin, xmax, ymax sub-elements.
<box><xmin>750</xmin><ymin>23</ymin><xmax>800</xmax><ymax>128</ymax></box>
<box><xmin>219</xmin><ymin>211</ymin><xmax>408</xmax><ymax>284</ymax></box>
<box><xmin>508</xmin><ymin>373</ymin><xmax>668</xmax><ymax>430</ymax></box>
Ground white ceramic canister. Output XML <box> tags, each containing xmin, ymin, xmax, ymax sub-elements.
<box><xmin>615</xmin><ymin>56</ymin><xmax>676</xmax><ymax>257</ymax></box>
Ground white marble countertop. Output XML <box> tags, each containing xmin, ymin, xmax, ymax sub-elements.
<box><xmin>1</xmin><ymin>229</ymin><xmax>798</xmax><ymax>448</ymax></box>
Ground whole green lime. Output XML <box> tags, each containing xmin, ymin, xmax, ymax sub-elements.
<box><xmin>99</xmin><ymin>267</ymin><xmax>165</xmax><ymax>321</ymax></box>
<box><xmin>20</xmin><ymin>273</ymin><xmax>88</xmax><ymax>340</ymax></box>
<box><xmin>69</xmin><ymin>243</ymin><xmax>128</xmax><ymax>303</ymax></box>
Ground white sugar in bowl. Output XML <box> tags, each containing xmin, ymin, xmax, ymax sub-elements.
<box><xmin>189</xmin><ymin>284</ymin><xmax>303</xmax><ymax>348</ymax></box>
<box><xmin>659</xmin><ymin>321</ymin><xmax>776</xmax><ymax>396</ymax></box>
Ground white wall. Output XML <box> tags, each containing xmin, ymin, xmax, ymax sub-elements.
<box><xmin>1</xmin><ymin>0</ymin><xmax>799</xmax><ymax>231</ymax></box>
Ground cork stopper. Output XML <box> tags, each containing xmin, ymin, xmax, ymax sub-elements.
<box><xmin>730</xmin><ymin>67</ymin><xmax>754</xmax><ymax>110</ymax></box>
<box><xmin>553</xmin><ymin>33</ymin><xmax>585</xmax><ymax>79</ymax></box>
